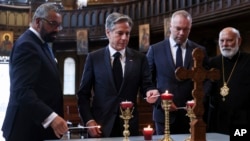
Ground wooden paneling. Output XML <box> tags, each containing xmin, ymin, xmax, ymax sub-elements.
<box><xmin>64</xmin><ymin>96</ymin><xmax>81</xmax><ymax>126</ymax></box>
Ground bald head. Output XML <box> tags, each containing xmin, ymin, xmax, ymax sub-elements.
<box><xmin>218</xmin><ymin>27</ymin><xmax>241</xmax><ymax>59</ymax></box>
<box><xmin>219</xmin><ymin>27</ymin><xmax>241</xmax><ymax>39</ymax></box>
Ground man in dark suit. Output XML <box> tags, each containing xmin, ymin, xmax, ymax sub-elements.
<box><xmin>146</xmin><ymin>10</ymin><xmax>208</xmax><ymax>134</ymax></box>
<box><xmin>77</xmin><ymin>12</ymin><xmax>159</xmax><ymax>138</ymax></box>
<box><xmin>1</xmin><ymin>3</ymin><xmax>68</xmax><ymax>141</ymax></box>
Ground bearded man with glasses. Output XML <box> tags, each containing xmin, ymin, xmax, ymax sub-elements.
<box><xmin>2</xmin><ymin>3</ymin><xmax>68</xmax><ymax>141</ymax></box>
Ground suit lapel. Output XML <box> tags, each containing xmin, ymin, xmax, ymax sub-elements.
<box><xmin>26</xmin><ymin>30</ymin><xmax>60</xmax><ymax>85</ymax></box>
<box><xmin>123</xmin><ymin>48</ymin><xmax>134</xmax><ymax>83</ymax></box>
<box><xmin>103</xmin><ymin>47</ymin><xmax>136</xmax><ymax>94</ymax></box>
<box><xmin>104</xmin><ymin>47</ymin><xmax>117</xmax><ymax>92</ymax></box>
<box><xmin>164</xmin><ymin>40</ymin><xmax>176</xmax><ymax>70</ymax></box>
<box><xmin>42</xmin><ymin>43</ymin><xmax>58</xmax><ymax>71</ymax></box>
<box><xmin>27</xmin><ymin>30</ymin><xmax>58</xmax><ymax>71</ymax></box>
<box><xmin>115</xmin><ymin>48</ymin><xmax>135</xmax><ymax>94</ymax></box>
<box><xmin>27</xmin><ymin>30</ymin><xmax>58</xmax><ymax>72</ymax></box>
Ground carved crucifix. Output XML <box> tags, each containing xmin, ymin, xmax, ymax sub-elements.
<box><xmin>175</xmin><ymin>48</ymin><xmax>220</xmax><ymax>141</ymax></box>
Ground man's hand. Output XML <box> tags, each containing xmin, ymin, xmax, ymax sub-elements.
<box><xmin>161</xmin><ymin>102</ymin><xmax>178</xmax><ymax>112</ymax></box>
<box><xmin>50</xmin><ymin>116</ymin><xmax>68</xmax><ymax>138</ymax></box>
<box><xmin>86</xmin><ymin>120</ymin><xmax>102</xmax><ymax>137</ymax></box>
<box><xmin>146</xmin><ymin>89</ymin><xmax>160</xmax><ymax>104</ymax></box>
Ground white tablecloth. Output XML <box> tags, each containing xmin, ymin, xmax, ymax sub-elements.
<box><xmin>45</xmin><ymin>133</ymin><xmax>229</xmax><ymax>141</ymax></box>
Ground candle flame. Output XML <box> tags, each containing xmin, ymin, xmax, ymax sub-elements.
<box><xmin>165</xmin><ymin>90</ymin><xmax>168</xmax><ymax>94</ymax></box>
<box><xmin>148</xmin><ymin>125</ymin><xmax>150</xmax><ymax>128</ymax></box>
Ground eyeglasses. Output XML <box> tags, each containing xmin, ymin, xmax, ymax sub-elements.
<box><xmin>41</xmin><ymin>18</ymin><xmax>63</xmax><ymax>30</ymax></box>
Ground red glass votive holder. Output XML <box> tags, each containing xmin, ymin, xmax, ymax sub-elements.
<box><xmin>120</xmin><ymin>101</ymin><xmax>133</xmax><ymax>109</ymax></box>
<box><xmin>143</xmin><ymin>125</ymin><xmax>154</xmax><ymax>140</ymax></box>
<box><xmin>186</xmin><ymin>100</ymin><xmax>195</xmax><ymax>108</ymax></box>
<box><xmin>161</xmin><ymin>90</ymin><xmax>173</xmax><ymax>100</ymax></box>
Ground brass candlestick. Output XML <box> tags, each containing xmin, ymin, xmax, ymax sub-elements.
<box><xmin>185</xmin><ymin>105</ymin><xmax>196</xmax><ymax>141</ymax></box>
<box><xmin>120</xmin><ymin>107</ymin><xmax>134</xmax><ymax>141</ymax></box>
<box><xmin>161</xmin><ymin>99</ymin><xmax>173</xmax><ymax>141</ymax></box>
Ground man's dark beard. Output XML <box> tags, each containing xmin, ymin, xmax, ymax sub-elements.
<box><xmin>43</xmin><ymin>32</ymin><xmax>57</xmax><ymax>42</ymax></box>
<box><xmin>40</xmin><ymin>26</ymin><xmax>57</xmax><ymax>42</ymax></box>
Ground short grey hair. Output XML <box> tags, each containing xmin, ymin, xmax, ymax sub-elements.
<box><xmin>32</xmin><ymin>3</ymin><xmax>60</xmax><ymax>21</ymax></box>
<box><xmin>171</xmin><ymin>10</ymin><xmax>192</xmax><ymax>24</ymax></box>
<box><xmin>105</xmin><ymin>12</ymin><xmax>133</xmax><ymax>31</ymax></box>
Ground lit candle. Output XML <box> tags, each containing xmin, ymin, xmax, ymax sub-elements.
<box><xmin>161</xmin><ymin>90</ymin><xmax>173</xmax><ymax>100</ymax></box>
<box><xmin>186</xmin><ymin>100</ymin><xmax>195</xmax><ymax>108</ymax></box>
<box><xmin>120</xmin><ymin>101</ymin><xmax>133</xmax><ymax>109</ymax></box>
<box><xmin>143</xmin><ymin>125</ymin><xmax>154</xmax><ymax>140</ymax></box>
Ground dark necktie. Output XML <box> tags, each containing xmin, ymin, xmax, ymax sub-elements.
<box><xmin>176</xmin><ymin>44</ymin><xmax>183</xmax><ymax>68</ymax></box>
<box><xmin>113</xmin><ymin>52</ymin><xmax>123</xmax><ymax>91</ymax></box>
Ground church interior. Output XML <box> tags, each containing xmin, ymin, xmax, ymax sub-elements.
<box><xmin>0</xmin><ymin>0</ymin><xmax>250</xmax><ymax>139</ymax></box>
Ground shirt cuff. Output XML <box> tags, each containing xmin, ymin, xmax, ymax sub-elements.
<box><xmin>42</xmin><ymin>112</ymin><xmax>58</xmax><ymax>128</ymax></box>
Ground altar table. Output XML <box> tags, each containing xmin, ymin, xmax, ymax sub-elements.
<box><xmin>45</xmin><ymin>133</ymin><xmax>229</xmax><ymax>141</ymax></box>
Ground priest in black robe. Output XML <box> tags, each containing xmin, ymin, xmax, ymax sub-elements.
<box><xmin>207</xmin><ymin>27</ymin><xmax>250</xmax><ymax>134</ymax></box>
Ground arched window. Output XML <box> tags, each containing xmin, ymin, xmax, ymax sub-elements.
<box><xmin>63</xmin><ymin>57</ymin><xmax>76</xmax><ymax>95</ymax></box>
<box><xmin>0</xmin><ymin>63</ymin><xmax>10</xmax><ymax>141</ymax></box>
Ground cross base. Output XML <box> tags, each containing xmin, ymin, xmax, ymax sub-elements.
<box><xmin>190</xmin><ymin>118</ymin><xmax>206</xmax><ymax>141</ymax></box>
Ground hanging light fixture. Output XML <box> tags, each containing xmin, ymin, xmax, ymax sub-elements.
<box><xmin>77</xmin><ymin>0</ymin><xmax>88</xmax><ymax>9</ymax></box>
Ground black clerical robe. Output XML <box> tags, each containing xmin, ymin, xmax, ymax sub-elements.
<box><xmin>207</xmin><ymin>52</ymin><xmax>250</xmax><ymax>134</ymax></box>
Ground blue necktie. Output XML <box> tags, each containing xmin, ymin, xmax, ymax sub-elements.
<box><xmin>176</xmin><ymin>44</ymin><xmax>183</xmax><ymax>68</ymax></box>
<box><xmin>45</xmin><ymin>43</ymin><xmax>55</xmax><ymax>60</ymax></box>
<box><xmin>113</xmin><ymin>52</ymin><xmax>123</xmax><ymax>91</ymax></box>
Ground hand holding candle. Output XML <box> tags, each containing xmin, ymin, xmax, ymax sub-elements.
<box><xmin>144</xmin><ymin>90</ymin><xmax>160</xmax><ymax>104</ymax></box>
<box><xmin>161</xmin><ymin>90</ymin><xmax>173</xmax><ymax>100</ymax></box>
<box><xmin>143</xmin><ymin>125</ymin><xmax>154</xmax><ymax>140</ymax></box>
<box><xmin>120</xmin><ymin>101</ymin><xmax>133</xmax><ymax>109</ymax></box>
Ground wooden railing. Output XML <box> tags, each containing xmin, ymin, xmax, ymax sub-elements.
<box><xmin>58</xmin><ymin>0</ymin><xmax>250</xmax><ymax>41</ymax></box>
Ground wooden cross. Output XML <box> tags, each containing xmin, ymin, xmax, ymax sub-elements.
<box><xmin>175</xmin><ymin>48</ymin><xmax>220</xmax><ymax>141</ymax></box>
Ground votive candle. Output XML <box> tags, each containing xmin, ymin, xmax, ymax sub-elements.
<box><xmin>186</xmin><ymin>100</ymin><xmax>195</xmax><ymax>108</ymax></box>
<box><xmin>161</xmin><ymin>90</ymin><xmax>173</xmax><ymax>100</ymax></box>
<box><xmin>143</xmin><ymin>125</ymin><xmax>154</xmax><ymax>140</ymax></box>
<box><xmin>120</xmin><ymin>101</ymin><xmax>133</xmax><ymax>109</ymax></box>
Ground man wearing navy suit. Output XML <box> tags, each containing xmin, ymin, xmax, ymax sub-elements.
<box><xmin>146</xmin><ymin>10</ymin><xmax>208</xmax><ymax>134</ymax></box>
<box><xmin>1</xmin><ymin>3</ymin><xmax>68</xmax><ymax>141</ymax></box>
<box><xmin>77</xmin><ymin>12</ymin><xmax>159</xmax><ymax>137</ymax></box>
